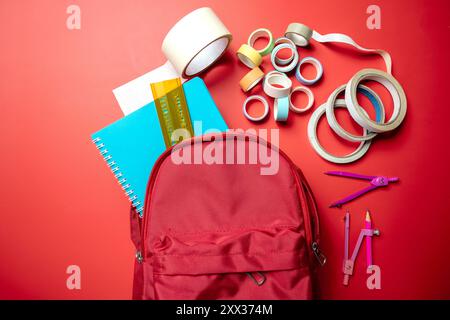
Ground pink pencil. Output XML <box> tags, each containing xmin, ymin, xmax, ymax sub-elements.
<box><xmin>365</xmin><ymin>210</ymin><xmax>372</xmax><ymax>267</ymax></box>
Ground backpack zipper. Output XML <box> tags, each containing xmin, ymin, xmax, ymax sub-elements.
<box><xmin>290</xmin><ymin>165</ymin><xmax>325</xmax><ymax>266</ymax></box>
<box><xmin>140</xmin><ymin>144</ymin><xmax>175</xmax><ymax>260</ymax></box>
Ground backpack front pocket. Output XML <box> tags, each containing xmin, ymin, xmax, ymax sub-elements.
<box><xmin>146</xmin><ymin>226</ymin><xmax>313</xmax><ymax>300</ymax></box>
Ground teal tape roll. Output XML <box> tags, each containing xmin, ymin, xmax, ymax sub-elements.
<box><xmin>274</xmin><ymin>97</ymin><xmax>290</xmax><ymax>122</ymax></box>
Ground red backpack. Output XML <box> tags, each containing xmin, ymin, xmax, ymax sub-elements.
<box><xmin>130</xmin><ymin>132</ymin><xmax>324</xmax><ymax>300</ymax></box>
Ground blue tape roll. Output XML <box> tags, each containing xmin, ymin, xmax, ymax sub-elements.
<box><xmin>274</xmin><ymin>96</ymin><xmax>290</xmax><ymax>122</ymax></box>
<box><xmin>357</xmin><ymin>86</ymin><xmax>383</xmax><ymax>123</ymax></box>
<box><xmin>325</xmin><ymin>84</ymin><xmax>385</xmax><ymax>143</ymax></box>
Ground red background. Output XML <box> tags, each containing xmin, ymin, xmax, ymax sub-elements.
<box><xmin>1</xmin><ymin>0</ymin><xmax>449</xmax><ymax>299</ymax></box>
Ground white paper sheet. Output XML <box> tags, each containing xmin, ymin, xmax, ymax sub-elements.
<box><xmin>112</xmin><ymin>61</ymin><xmax>186</xmax><ymax>115</ymax></box>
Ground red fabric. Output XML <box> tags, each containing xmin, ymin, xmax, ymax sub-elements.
<box><xmin>132</xmin><ymin>133</ymin><xmax>319</xmax><ymax>299</ymax></box>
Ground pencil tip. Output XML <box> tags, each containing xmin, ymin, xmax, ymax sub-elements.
<box><xmin>365</xmin><ymin>210</ymin><xmax>371</xmax><ymax>222</ymax></box>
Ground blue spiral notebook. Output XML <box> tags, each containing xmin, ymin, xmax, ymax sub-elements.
<box><xmin>92</xmin><ymin>77</ymin><xmax>228</xmax><ymax>215</ymax></box>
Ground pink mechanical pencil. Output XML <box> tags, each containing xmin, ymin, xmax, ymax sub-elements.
<box><xmin>365</xmin><ymin>210</ymin><xmax>372</xmax><ymax>267</ymax></box>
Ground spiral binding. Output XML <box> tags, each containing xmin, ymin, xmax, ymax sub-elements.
<box><xmin>92</xmin><ymin>136</ymin><xmax>144</xmax><ymax>214</ymax></box>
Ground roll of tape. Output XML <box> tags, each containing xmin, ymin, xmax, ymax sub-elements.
<box><xmin>326</xmin><ymin>84</ymin><xmax>385</xmax><ymax>142</ymax></box>
<box><xmin>243</xmin><ymin>95</ymin><xmax>269</xmax><ymax>122</ymax></box>
<box><xmin>271</xmin><ymin>43</ymin><xmax>299</xmax><ymax>73</ymax></box>
<box><xmin>284</xmin><ymin>23</ymin><xmax>392</xmax><ymax>73</ymax></box>
<box><xmin>289</xmin><ymin>86</ymin><xmax>314</xmax><ymax>113</ymax></box>
<box><xmin>273</xmin><ymin>37</ymin><xmax>296</xmax><ymax>65</ymax></box>
<box><xmin>239</xmin><ymin>67</ymin><xmax>265</xmax><ymax>92</ymax></box>
<box><xmin>263</xmin><ymin>72</ymin><xmax>292</xmax><ymax>98</ymax></box>
<box><xmin>237</xmin><ymin>44</ymin><xmax>262</xmax><ymax>68</ymax></box>
<box><xmin>248</xmin><ymin>28</ymin><xmax>275</xmax><ymax>56</ymax></box>
<box><xmin>265</xmin><ymin>70</ymin><xmax>284</xmax><ymax>79</ymax></box>
<box><xmin>162</xmin><ymin>7</ymin><xmax>233</xmax><ymax>78</ymax></box>
<box><xmin>274</xmin><ymin>97</ymin><xmax>290</xmax><ymax>122</ymax></box>
<box><xmin>308</xmin><ymin>99</ymin><xmax>373</xmax><ymax>164</ymax></box>
<box><xmin>285</xmin><ymin>23</ymin><xmax>313</xmax><ymax>47</ymax></box>
<box><xmin>295</xmin><ymin>56</ymin><xmax>324</xmax><ymax>85</ymax></box>
<box><xmin>345</xmin><ymin>69</ymin><xmax>407</xmax><ymax>133</ymax></box>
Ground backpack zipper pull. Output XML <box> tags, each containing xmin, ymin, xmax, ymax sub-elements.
<box><xmin>246</xmin><ymin>272</ymin><xmax>266</xmax><ymax>286</ymax></box>
<box><xmin>136</xmin><ymin>250</ymin><xmax>143</xmax><ymax>264</ymax></box>
<box><xmin>312</xmin><ymin>242</ymin><xmax>326</xmax><ymax>266</ymax></box>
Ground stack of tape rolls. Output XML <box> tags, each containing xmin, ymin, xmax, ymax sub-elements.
<box><xmin>284</xmin><ymin>22</ymin><xmax>407</xmax><ymax>163</ymax></box>
<box><xmin>237</xmin><ymin>27</ymin><xmax>319</xmax><ymax>122</ymax></box>
<box><xmin>236</xmin><ymin>21</ymin><xmax>406</xmax><ymax>138</ymax></box>
<box><xmin>307</xmin><ymin>68</ymin><xmax>406</xmax><ymax>163</ymax></box>
<box><xmin>308</xmin><ymin>85</ymin><xmax>385</xmax><ymax>164</ymax></box>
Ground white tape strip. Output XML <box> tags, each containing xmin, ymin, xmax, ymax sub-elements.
<box><xmin>285</xmin><ymin>23</ymin><xmax>392</xmax><ymax>74</ymax></box>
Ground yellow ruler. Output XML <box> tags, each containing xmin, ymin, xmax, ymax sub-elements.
<box><xmin>150</xmin><ymin>78</ymin><xmax>194</xmax><ymax>148</ymax></box>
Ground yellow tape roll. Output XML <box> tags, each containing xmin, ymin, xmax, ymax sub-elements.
<box><xmin>237</xmin><ymin>44</ymin><xmax>262</xmax><ymax>69</ymax></box>
<box><xmin>239</xmin><ymin>67</ymin><xmax>265</xmax><ymax>92</ymax></box>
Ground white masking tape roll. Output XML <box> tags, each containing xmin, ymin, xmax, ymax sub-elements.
<box><xmin>345</xmin><ymin>69</ymin><xmax>407</xmax><ymax>133</ymax></box>
<box><xmin>162</xmin><ymin>7</ymin><xmax>233</xmax><ymax>78</ymax></box>
<box><xmin>274</xmin><ymin>37</ymin><xmax>296</xmax><ymax>65</ymax></box>
<box><xmin>263</xmin><ymin>72</ymin><xmax>292</xmax><ymax>98</ymax></box>
<box><xmin>289</xmin><ymin>86</ymin><xmax>314</xmax><ymax>113</ymax></box>
<box><xmin>326</xmin><ymin>84</ymin><xmax>385</xmax><ymax>142</ymax></box>
<box><xmin>295</xmin><ymin>56</ymin><xmax>324</xmax><ymax>85</ymax></box>
<box><xmin>271</xmin><ymin>43</ymin><xmax>299</xmax><ymax>73</ymax></box>
<box><xmin>285</xmin><ymin>23</ymin><xmax>313</xmax><ymax>47</ymax></box>
<box><xmin>285</xmin><ymin>23</ymin><xmax>392</xmax><ymax>74</ymax></box>
<box><xmin>308</xmin><ymin>99</ymin><xmax>373</xmax><ymax>164</ymax></box>
<box><xmin>265</xmin><ymin>70</ymin><xmax>284</xmax><ymax>79</ymax></box>
<box><xmin>243</xmin><ymin>95</ymin><xmax>269</xmax><ymax>122</ymax></box>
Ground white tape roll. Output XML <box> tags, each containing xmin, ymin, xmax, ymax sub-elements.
<box><xmin>263</xmin><ymin>72</ymin><xmax>292</xmax><ymax>98</ymax></box>
<box><xmin>308</xmin><ymin>99</ymin><xmax>373</xmax><ymax>164</ymax></box>
<box><xmin>162</xmin><ymin>7</ymin><xmax>232</xmax><ymax>78</ymax></box>
<box><xmin>285</xmin><ymin>23</ymin><xmax>313</xmax><ymax>47</ymax></box>
<box><xmin>274</xmin><ymin>37</ymin><xmax>296</xmax><ymax>65</ymax></box>
<box><xmin>295</xmin><ymin>57</ymin><xmax>323</xmax><ymax>85</ymax></box>
<box><xmin>271</xmin><ymin>43</ymin><xmax>299</xmax><ymax>73</ymax></box>
<box><xmin>345</xmin><ymin>69</ymin><xmax>407</xmax><ymax>133</ymax></box>
<box><xmin>243</xmin><ymin>95</ymin><xmax>269</xmax><ymax>122</ymax></box>
<box><xmin>326</xmin><ymin>84</ymin><xmax>385</xmax><ymax>142</ymax></box>
<box><xmin>289</xmin><ymin>86</ymin><xmax>314</xmax><ymax>113</ymax></box>
<box><xmin>265</xmin><ymin>70</ymin><xmax>284</xmax><ymax>79</ymax></box>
